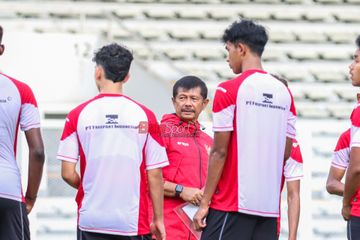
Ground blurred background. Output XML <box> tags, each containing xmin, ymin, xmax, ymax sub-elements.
<box><xmin>0</xmin><ymin>0</ymin><xmax>359</xmax><ymax>239</ymax></box>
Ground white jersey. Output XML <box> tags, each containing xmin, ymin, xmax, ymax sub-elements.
<box><xmin>211</xmin><ymin>69</ymin><xmax>297</xmax><ymax>217</ymax></box>
<box><xmin>57</xmin><ymin>93</ymin><xmax>168</xmax><ymax>236</ymax></box>
<box><xmin>0</xmin><ymin>73</ymin><xmax>40</xmax><ymax>202</ymax></box>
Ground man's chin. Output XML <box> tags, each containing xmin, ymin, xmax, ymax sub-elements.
<box><xmin>180</xmin><ymin>114</ymin><xmax>195</xmax><ymax>122</ymax></box>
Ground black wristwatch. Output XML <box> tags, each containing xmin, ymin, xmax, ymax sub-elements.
<box><xmin>175</xmin><ymin>184</ymin><xmax>184</xmax><ymax>198</ymax></box>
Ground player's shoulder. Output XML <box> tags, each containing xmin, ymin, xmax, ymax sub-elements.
<box><xmin>351</xmin><ymin>102</ymin><xmax>360</xmax><ymax>127</ymax></box>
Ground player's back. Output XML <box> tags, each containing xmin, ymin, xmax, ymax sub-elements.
<box><xmin>0</xmin><ymin>73</ymin><xmax>40</xmax><ymax>202</ymax></box>
<box><xmin>212</xmin><ymin>69</ymin><xmax>296</xmax><ymax>217</ymax></box>
<box><xmin>58</xmin><ymin>93</ymin><xmax>166</xmax><ymax>235</ymax></box>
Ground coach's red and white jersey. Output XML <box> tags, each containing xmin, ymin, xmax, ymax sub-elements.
<box><xmin>284</xmin><ymin>140</ymin><xmax>303</xmax><ymax>182</ymax></box>
<box><xmin>332</xmin><ymin>129</ymin><xmax>350</xmax><ymax>169</ymax></box>
<box><xmin>211</xmin><ymin>69</ymin><xmax>297</xmax><ymax>218</ymax></box>
<box><xmin>0</xmin><ymin>73</ymin><xmax>40</xmax><ymax>202</ymax></box>
<box><xmin>57</xmin><ymin>93</ymin><xmax>168</xmax><ymax>236</ymax></box>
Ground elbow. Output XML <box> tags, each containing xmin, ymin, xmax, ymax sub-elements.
<box><xmin>31</xmin><ymin>147</ymin><xmax>45</xmax><ymax>163</ymax></box>
<box><xmin>61</xmin><ymin>170</ymin><xmax>72</xmax><ymax>183</ymax></box>
<box><xmin>326</xmin><ymin>182</ymin><xmax>335</xmax><ymax>194</ymax></box>
<box><xmin>212</xmin><ymin>148</ymin><xmax>228</xmax><ymax>161</ymax></box>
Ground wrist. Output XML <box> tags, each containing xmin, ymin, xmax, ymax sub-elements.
<box><xmin>175</xmin><ymin>184</ymin><xmax>184</xmax><ymax>198</ymax></box>
<box><xmin>25</xmin><ymin>194</ymin><xmax>37</xmax><ymax>201</ymax></box>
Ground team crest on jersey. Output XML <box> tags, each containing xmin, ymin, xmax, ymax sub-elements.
<box><xmin>262</xmin><ymin>93</ymin><xmax>273</xmax><ymax>104</ymax></box>
<box><xmin>105</xmin><ymin>114</ymin><xmax>119</xmax><ymax>124</ymax></box>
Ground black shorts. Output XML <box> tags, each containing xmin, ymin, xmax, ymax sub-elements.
<box><xmin>347</xmin><ymin>215</ymin><xmax>360</xmax><ymax>240</ymax></box>
<box><xmin>77</xmin><ymin>228</ymin><xmax>152</xmax><ymax>240</ymax></box>
<box><xmin>201</xmin><ymin>208</ymin><xmax>277</xmax><ymax>240</ymax></box>
<box><xmin>0</xmin><ymin>197</ymin><xmax>30</xmax><ymax>240</ymax></box>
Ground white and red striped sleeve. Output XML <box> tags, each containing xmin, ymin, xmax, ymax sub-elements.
<box><xmin>284</xmin><ymin>140</ymin><xmax>303</xmax><ymax>181</ymax></box>
<box><xmin>212</xmin><ymin>81</ymin><xmax>236</xmax><ymax>132</ymax></box>
<box><xmin>57</xmin><ymin>110</ymin><xmax>80</xmax><ymax>163</ymax></box>
<box><xmin>332</xmin><ymin>129</ymin><xmax>350</xmax><ymax>169</ymax></box>
<box><xmin>12</xmin><ymin>80</ymin><xmax>41</xmax><ymax>131</ymax></box>
<box><xmin>143</xmin><ymin>109</ymin><xmax>169</xmax><ymax>170</ymax></box>
<box><xmin>351</xmin><ymin>104</ymin><xmax>360</xmax><ymax>148</ymax></box>
<box><xmin>286</xmin><ymin>88</ymin><xmax>297</xmax><ymax>139</ymax></box>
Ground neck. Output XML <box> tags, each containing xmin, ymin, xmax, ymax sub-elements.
<box><xmin>99</xmin><ymin>80</ymin><xmax>123</xmax><ymax>94</ymax></box>
<box><xmin>241</xmin><ymin>55</ymin><xmax>263</xmax><ymax>72</ymax></box>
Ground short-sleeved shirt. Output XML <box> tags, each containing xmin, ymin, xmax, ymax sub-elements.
<box><xmin>284</xmin><ymin>140</ymin><xmax>303</xmax><ymax>182</ymax></box>
<box><xmin>0</xmin><ymin>73</ymin><xmax>40</xmax><ymax>202</ymax></box>
<box><xmin>350</xmin><ymin>103</ymin><xmax>360</xmax><ymax>217</ymax></box>
<box><xmin>331</xmin><ymin>129</ymin><xmax>350</xmax><ymax>170</ymax></box>
<box><xmin>57</xmin><ymin>93</ymin><xmax>168</xmax><ymax>236</ymax></box>
<box><xmin>211</xmin><ymin>69</ymin><xmax>297</xmax><ymax>218</ymax></box>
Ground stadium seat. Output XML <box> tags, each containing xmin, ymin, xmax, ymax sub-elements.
<box><xmin>319</xmin><ymin>50</ymin><xmax>351</xmax><ymax>61</ymax></box>
<box><xmin>311</xmin><ymin>70</ymin><xmax>346</xmax><ymax>82</ymax></box>
<box><xmin>326</xmin><ymin>31</ymin><xmax>356</xmax><ymax>43</ymax></box>
<box><xmin>287</xmin><ymin>49</ymin><xmax>319</xmax><ymax>61</ymax></box>
<box><xmin>176</xmin><ymin>9</ymin><xmax>208</xmax><ymax>19</ymax></box>
<box><xmin>269</xmin><ymin>31</ymin><xmax>296</xmax><ymax>43</ymax></box>
<box><xmin>207</xmin><ymin>9</ymin><xmax>234</xmax><ymax>20</ymax></box>
<box><xmin>113</xmin><ymin>8</ymin><xmax>139</xmax><ymax>19</ymax></box>
<box><xmin>296</xmin><ymin>104</ymin><xmax>330</xmax><ymax>118</ymax></box>
<box><xmin>329</xmin><ymin>103</ymin><xmax>354</xmax><ymax>119</ymax></box>
<box><xmin>334</xmin><ymin>11</ymin><xmax>360</xmax><ymax>23</ymax></box>
<box><xmin>272</xmin><ymin>10</ymin><xmax>303</xmax><ymax>21</ymax></box>
<box><xmin>193</xmin><ymin>49</ymin><xmax>224</xmax><ymax>61</ymax></box>
<box><xmin>242</xmin><ymin>10</ymin><xmax>272</xmax><ymax>21</ymax></box>
<box><xmin>305</xmin><ymin>88</ymin><xmax>332</xmax><ymax>101</ymax></box>
<box><xmin>199</xmin><ymin>29</ymin><xmax>223</xmax><ymax>40</ymax></box>
<box><xmin>303</xmin><ymin>11</ymin><xmax>330</xmax><ymax>22</ymax></box>
<box><xmin>144</xmin><ymin>8</ymin><xmax>176</xmax><ymax>19</ymax></box>
<box><xmin>164</xmin><ymin>48</ymin><xmax>189</xmax><ymax>60</ymax></box>
<box><xmin>168</xmin><ymin>29</ymin><xmax>199</xmax><ymax>40</ymax></box>
<box><xmin>314</xmin><ymin>0</ymin><xmax>343</xmax><ymax>4</ymax></box>
<box><xmin>296</xmin><ymin>31</ymin><xmax>328</xmax><ymax>43</ymax></box>
<box><xmin>334</xmin><ymin>88</ymin><xmax>358</xmax><ymax>101</ymax></box>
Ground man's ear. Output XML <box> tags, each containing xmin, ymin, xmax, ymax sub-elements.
<box><xmin>0</xmin><ymin>44</ymin><xmax>5</xmax><ymax>56</ymax></box>
<box><xmin>202</xmin><ymin>98</ymin><xmax>210</xmax><ymax>110</ymax></box>
<box><xmin>236</xmin><ymin>42</ymin><xmax>247</xmax><ymax>57</ymax></box>
<box><xmin>95</xmin><ymin>65</ymin><xmax>103</xmax><ymax>81</ymax></box>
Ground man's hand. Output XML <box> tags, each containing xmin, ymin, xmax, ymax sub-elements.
<box><xmin>180</xmin><ymin>187</ymin><xmax>203</xmax><ymax>205</ymax></box>
<box><xmin>193</xmin><ymin>204</ymin><xmax>209</xmax><ymax>231</ymax></box>
<box><xmin>150</xmin><ymin>220</ymin><xmax>166</xmax><ymax>240</ymax></box>
<box><xmin>25</xmin><ymin>196</ymin><xmax>36</xmax><ymax>214</ymax></box>
<box><xmin>342</xmin><ymin>204</ymin><xmax>351</xmax><ymax>221</ymax></box>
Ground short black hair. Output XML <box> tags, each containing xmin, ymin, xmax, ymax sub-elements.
<box><xmin>173</xmin><ymin>76</ymin><xmax>208</xmax><ymax>99</ymax></box>
<box><xmin>92</xmin><ymin>43</ymin><xmax>133</xmax><ymax>83</ymax></box>
<box><xmin>356</xmin><ymin>35</ymin><xmax>360</xmax><ymax>49</ymax></box>
<box><xmin>222</xmin><ymin>19</ymin><xmax>268</xmax><ymax>57</ymax></box>
<box><xmin>0</xmin><ymin>25</ymin><xmax>3</xmax><ymax>43</ymax></box>
<box><xmin>271</xmin><ymin>74</ymin><xmax>288</xmax><ymax>87</ymax></box>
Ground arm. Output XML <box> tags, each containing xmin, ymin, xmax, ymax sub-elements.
<box><xmin>343</xmin><ymin>147</ymin><xmax>360</xmax><ymax>220</ymax></box>
<box><xmin>287</xmin><ymin>180</ymin><xmax>300</xmax><ymax>240</ymax></box>
<box><xmin>284</xmin><ymin>137</ymin><xmax>293</xmax><ymax>161</ymax></box>
<box><xmin>164</xmin><ymin>181</ymin><xmax>203</xmax><ymax>205</ymax></box>
<box><xmin>61</xmin><ymin>161</ymin><xmax>80</xmax><ymax>189</ymax></box>
<box><xmin>148</xmin><ymin>168</ymin><xmax>166</xmax><ymax>240</ymax></box>
<box><xmin>193</xmin><ymin>131</ymin><xmax>231</xmax><ymax>230</ymax></box>
<box><xmin>326</xmin><ymin>167</ymin><xmax>346</xmax><ymax>196</ymax></box>
<box><xmin>24</xmin><ymin>128</ymin><xmax>45</xmax><ymax>214</ymax></box>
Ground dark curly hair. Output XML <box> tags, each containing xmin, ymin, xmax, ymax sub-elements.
<box><xmin>222</xmin><ymin>19</ymin><xmax>268</xmax><ymax>57</ymax></box>
<box><xmin>356</xmin><ymin>35</ymin><xmax>360</xmax><ymax>49</ymax></box>
<box><xmin>92</xmin><ymin>43</ymin><xmax>133</xmax><ymax>83</ymax></box>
